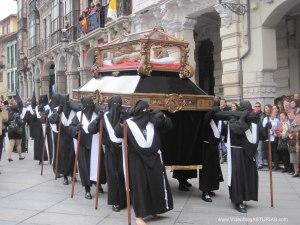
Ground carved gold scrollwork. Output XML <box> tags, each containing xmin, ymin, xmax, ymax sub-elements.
<box><xmin>138</xmin><ymin>42</ymin><xmax>152</xmax><ymax>76</ymax></box>
<box><xmin>164</xmin><ymin>94</ymin><xmax>186</xmax><ymax>113</ymax></box>
<box><xmin>179</xmin><ymin>45</ymin><xmax>194</xmax><ymax>78</ymax></box>
<box><xmin>93</xmin><ymin>89</ymin><xmax>107</xmax><ymax>104</ymax></box>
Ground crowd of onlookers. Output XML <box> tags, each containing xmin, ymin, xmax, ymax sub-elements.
<box><xmin>214</xmin><ymin>93</ymin><xmax>300</xmax><ymax>177</ymax></box>
<box><xmin>79</xmin><ymin>2</ymin><xmax>106</xmax><ymax>34</ymax></box>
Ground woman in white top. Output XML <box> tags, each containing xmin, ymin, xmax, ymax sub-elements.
<box><xmin>263</xmin><ymin>108</ymin><xmax>280</xmax><ymax>170</ymax></box>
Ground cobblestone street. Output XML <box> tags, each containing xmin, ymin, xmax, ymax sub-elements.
<box><xmin>0</xmin><ymin>139</ymin><xmax>299</xmax><ymax>225</ymax></box>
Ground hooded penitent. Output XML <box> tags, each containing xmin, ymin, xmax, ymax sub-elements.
<box><xmin>81</xmin><ymin>96</ymin><xmax>95</xmax><ymax>120</ymax></box>
<box><xmin>49</xmin><ymin>93</ymin><xmax>61</xmax><ymax>110</ymax></box>
<box><xmin>15</xmin><ymin>90</ymin><xmax>23</xmax><ymax>112</ymax></box>
<box><xmin>130</xmin><ymin>100</ymin><xmax>151</xmax><ymax>130</ymax></box>
<box><xmin>38</xmin><ymin>95</ymin><xmax>49</xmax><ymax>108</ymax></box>
<box><xmin>107</xmin><ymin>95</ymin><xmax>122</xmax><ymax>128</ymax></box>
<box><xmin>239</xmin><ymin>101</ymin><xmax>252</xmax><ymax>112</ymax></box>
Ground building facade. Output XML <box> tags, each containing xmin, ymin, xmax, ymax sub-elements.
<box><xmin>16</xmin><ymin>0</ymin><xmax>300</xmax><ymax>105</ymax></box>
<box><xmin>16</xmin><ymin>0</ymin><xmax>131</xmax><ymax>100</ymax></box>
<box><xmin>0</xmin><ymin>14</ymin><xmax>18</xmax><ymax>98</ymax></box>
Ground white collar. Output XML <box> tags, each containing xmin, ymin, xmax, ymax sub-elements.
<box><xmin>104</xmin><ymin>112</ymin><xmax>122</xmax><ymax>144</ymax></box>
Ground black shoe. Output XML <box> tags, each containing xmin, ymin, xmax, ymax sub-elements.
<box><xmin>201</xmin><ymin>193</ymin><xmax>212</xmax><ymax>202</ymax></box>
<box><xmin>19</xmin><ymin>156</ymin><xmax>25</xmax><ymax>160</ymax></box>
<box><xmin>209</xmin><ymin>191</ymin><xmax>216</xmax><ymax>196</ymax></box>
<box><xmin>112</xmin><ymin>205</ymin><xmax>120</xmax><ymax>212</ymax></box>
<box><xmin>235</xmin><ymin>203</ymin><xmax>247</xmax><ymax>213</ymax></box>
<box><xmin>63</xmin><ymin>177</ymin><xmax>69</xmax><ymax>185</ymax></box>
<box><xmin>184</xmin><ymin>180</ymin><xmax>192</xmax><ymax>187</ymax></box>
<box><xmin>85</xmin><ymin>192</ymin><xmax>92</xmax><ymax>200</ymax></box>
<box><xmin>274</xmin><ymin>165</ymin><xmax>280</xmax><ymax>171</ymax></box>
<box><xmin>257</xmin><ymin>165</ymin><xmax>263</xmax><ymax>170</ymax></box>
<box><xmin>178</xmin><ymin>183</ymin><xmax>189</xmax><ymax>192</ymax></box>
<box><xmin>281</xmin><ymin>168</ymin><xmax>288</xmax><ymax>173</ymax></box>
<box><xmin>8</xmin><ymin>158</ymin><xmax>13</xmax><ymax>162</ymax></box>
<box><xmin>98</xmin><ymin>185</ymin><xmax>104</xmax><ymax>193</ymax></box>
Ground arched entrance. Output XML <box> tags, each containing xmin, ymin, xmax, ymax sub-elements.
<box><xmin>56</xmin><ymin>55</ymin><xmax>67</xmax><ymax>94</ymax></box>
<box><xmin>42</xmin><ymin>61</ymin><xmax>55</xmax><ymax>97</ymax></box>
<box><xmin>67</xmin><ymin>55</ymin><xmax>80</xmax><ymax>96</ymax></box>
<box><xmin>262</xmin><ymin>0</ymin><xmax>300</xmax><ymax>97</ymax></box>
<box><xmin>194</xmin><ymin>12</ymin><xmax>222</xmax><ymax>96</ymax></box>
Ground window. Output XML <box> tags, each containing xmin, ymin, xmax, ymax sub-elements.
<box><xmin>51</xmin><ymin>0</ymin><xmax>60</xmax><ymax>33</ymax></box>
<box><xmin>0</xmin><ymin>72</ymin><xmax>3</xmax><ymax>82</ymax></box>
<box><xmin>64</xmin><ymin>0</ymin><xmax>72</xmax><ymax>15</ymax></box>
<box><xmin>7</xmin><ymin>70</ymin><xmax>17</xmax><ymax>93</ymax></box>
<box><xmin>29</xmin><ymin>15</ymin><xmax>36</xmax><ymax>48</ymax></box>
<box><xmin>7</xmin><ymin>72</ymin><xmax>10</xmax><ymax>92</ymax></box>
<box><xmin>7</xmin><ymin>46</ymin><xmax>10</xmax><ymax>66</ymax></box>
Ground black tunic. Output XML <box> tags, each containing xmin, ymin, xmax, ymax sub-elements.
<box><xmin>69</xmin><ymin>112</ymin><xmax>106</xmax><ymax>187</ymax></box>
<box><xmin>199</xmin><ymin>119</ymin><xmax>223</xmax><ymax>192</ymax></box>
<box><xmin>89</xmin><ymin>113</ymin><xmax>126</xmax><ymax>207</ymax></box>
<box><xmin>49</xmin><ymin>111</ymin><xmax>75</xmax><ymax>177</ymax></box>
<box><xmin>115</xmin><ymin>116</ymin><xmax>173</xmax><ymax>218</ymax></box>
<box><xmin>23</xmin><ymin>110</ymin><xmax>46</xmax><ymax>161</ymax></box>
<box><xmin>228</xmin><ymin>120</ymin><xmax>258</xmax><ymax>203</ymax></box>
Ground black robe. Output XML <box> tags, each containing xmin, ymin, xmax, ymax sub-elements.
<box><xmin>228</xmin><ymin>119</ymin><xmax>258</xmax><ymax>203</ymax></box>
<box><xmin>49</xmin><ymin>111</ymin><xmax>75</xmax><ymax>177</ymax></box>
<box><xmin>69</xmin><ymin>112</ymin><xmax>106</xmax><ymax>187</ymax></box>
<box><xmin>89</xmin><ymin>112</ymin><xmax>126</xmax><ymax>207</ymax></box>
<box><xmin>199</xmin><ymin>118</ymin><xmax>223</xmax><ymax>192</ymax></box>
<box><xmin>115</xmin><ymin>116</ymin><xmax>173</xmax><ymax>218</ymax></box>
<box><xmin>23</xmin><ymin>110</ymin><xmax>46</xmax><ymax>161</ymax></box>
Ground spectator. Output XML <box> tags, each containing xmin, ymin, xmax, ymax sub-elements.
<box><xmin>263</xmin><ymin>107</ymin><xmax>280</xmax><ymax>170</ymax></box>
<box><xmin>290</xmin><ymin>99</ymin><xmax>296</xmax><ymax>111</ymax></box>
<box><xmin>288</xmin><ymin>111</ymin><xmax>300</xmax><ymax>177</ymax></box>
<box><xmin>275</xmin><ymin>112</ymin><xmax>291</xmax><ymax>173</ymax></box>
<box><xmin>283</xmin><ymin>99</ymin><xmax>290</xmax><ymax>113</ymax></box>
<box><xmin>231</xmin><ymin>102</ymin><xmax>238</xmax><ymax>111</ymax></box>
<box><xmin>272</xmin><ymin>105</ymin><xmax>280</xmax><ymax>116</ymax></box>
<box><xmin>220</xmin><ymin>98</ymin><xmax>230</xmax><ymax>111</ymax></box>
<box><xmin>254</xmin><ymin>102</ymin><xmax>265</xmax><ymax>169</ymax></box>
<box><xmin>7</xmin><ymin>105</ymin><xmax>25</xmax><ymax>162</ymax></box>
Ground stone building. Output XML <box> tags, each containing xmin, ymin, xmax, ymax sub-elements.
<box><xmin>16</xmin><ymin>0</ymin><xmax>131</xmax><ymax>100</ymax></box>
<box><xmin>16</xmin><ymin>0</ymin><xmax>300</xmax><ymax>105</ymax></box>
<box><xmin>0</xmin><ymin>14</ymin><xmax>18</xmax><ymax>98</ymax></box>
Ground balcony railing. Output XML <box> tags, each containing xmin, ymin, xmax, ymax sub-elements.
<box><xmin>28</xmin><ymin>46</ymin><xmax>37</xmax><ymax>58</ymax></box>
<box><xmin>78</xmin><ymin>0</ymin><xmax>132</xmax><ymax>37</ymax></box>
<box><xmin>51</xmin><ymin>30</ymin><xmax>62</xmax><ymax>47</ymax></box>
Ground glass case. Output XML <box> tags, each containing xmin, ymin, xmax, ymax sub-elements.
<box><xmin>92</xmin><ymin>27</ymin><xmax>194</xmax><ymax>78</ymax></box>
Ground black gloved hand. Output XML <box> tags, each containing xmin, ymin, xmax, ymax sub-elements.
<box><xmin>57</xmin><ymin>105</ymin><xmax>63</xmax><ymax>114</ymax></box>
<box><xmin>240</xmin><ymin>110</ymin><xmax>249</xmax><ymax>121</ymax></box>
<box><xmin>43</xmin><ymin>109</ymin><xmax>50</xmax><ymax>116</ymax></box>
<box><xmin>212</xmin><ymin>106</ymin><xmax>220</xmax><ymax>113</ymax></box>
<box><xmin>154</xmin><ymin>111</ymin><xmax>165</xmax><ymax>120</ymax></box>
<box><xmin>265</xmin><ymin>122</ymin><xmax>272</xmax><ymax>129</ymax></box>
<box><xmin>76</xmin><ymin>124</ymin><xmax>83</xmax><ymax>131</ymax></box>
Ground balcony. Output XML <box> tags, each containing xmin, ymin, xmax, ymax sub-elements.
<box><xmin>78</xmin><ymin>0</ymin><xmax>132</xmax><ymax>37</ymax></box>
<box><xmin>18</xmin><ymin>18</ymin><xmax>27</xmax><ymax>31</ymax></box>
<box><xmin>36</xmin><ymin>0</ymin><xmax>48</xmax><ymax>10</ymax></box>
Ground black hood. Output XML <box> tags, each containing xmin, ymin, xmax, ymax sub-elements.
<box><xmin>15</xmin><ymin>90</ymin><xmax>23</xmax><ymax>111</ymax></box>
<box><xmin>31</xmin><ymin>90</ymin><xmax>37</xmax><ymax>108</ymax></box>
<box><xmin>131</xmin><ymin>100</ymin><xmax>151</xmax><ymax>130</ymax></box>
<box><xmin>49</xmin><ymin>93</ymin><xmax>61</xmax><ymax>109</ymax></box>
<box><xmin>38</xmin><ymin>95</ymin><xmax>48</xmax><ymax>107</ymax></box>
<box><xmin>107</xmin><ymin>95</ymin><xmax>122</xmax><ymax>128</ymax></box>
<box><xmin>81</xmin><ymin>96</ymin><xmax>95</xmax><ymax>120</ymax></box>
<box><xmin>239</xmin><ymin>101</ymin><xmax>252</xmax><ymax>112</ymax></box>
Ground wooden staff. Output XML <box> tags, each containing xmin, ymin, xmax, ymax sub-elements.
<box><xmin>54</xmin><ymin>114</ymin><xmax>62</xmax><ymax>180</ymax></box>
<box><xmin>71</xmin><ymin>111</ymin><xmax>84</xmax><ymax>198</ymax></box>
<box><xmin>123</xmin><ymin>122</ymin><xmax>131</xmax><ymax>225</ymax></box>
<box><xmin>267</xmin><ymin>125</ymin><xmax>274</xmax><ymax>207</ymax></box>
<box><xmin>41</xmin><ymin>116</ymin><xmax>49</xmax><ymax>176</ymax></box>
<box><xmin>95</xmin><ymin>119</ymin><xmax>104</xmax><ymax>210</ymax></box>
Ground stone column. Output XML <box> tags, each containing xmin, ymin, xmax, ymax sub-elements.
<box><xmin>19</xmin><ymin>75</ymin><xmax>24</xmax><ymax>99</ymax></box>
<box><xmin>55</xmin><ymin>70</ymin><xmax>67</xmax><ymax>94</ymax></box>
<box><xmin>214</xmin><ymin>4</ymin><xmax>243</xmax><ymax>102</ymax></box>
<box><xmin>78</xmin><ymin>67</ymin><xmax>92</xmax><ymax>86</ymax></box>
<box><xmin>23</xmin><ymin>75</ymin><xmax>28</xmax><ymax>100</ymax></box>
<box><xmin>35</xmin><ymin>78</ymin><xmax>41</xmax><ymax>98</ymax></box>
<box><xmin>40</xmin><ymin>76</ymin><xmax>50</xmax><ymax>97</ymax></box>
<box><xmin>66</xmin><ymin>71</ymin><xmax>80</xmax><ymax>98</ymax></box>
<box><xmin>242</xmin><ymin>26</ymin><xmax>277</xmax><ymax>105</ymax></box>
<box><xmin>27</xmin><ymin>73</ymin><xmax>33</xmax><ymax>98</ymax></box>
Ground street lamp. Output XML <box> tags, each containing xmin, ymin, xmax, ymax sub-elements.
<box><xmin>218</xmin><ymin>0</ymin><xmax>247</xmax><ymax>15</ymax></box>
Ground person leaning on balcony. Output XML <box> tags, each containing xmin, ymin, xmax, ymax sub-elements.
<box><xmin>79</xmin><ymin>10</ymin><xmax>88</xmax><ymax>34</ymax></box>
